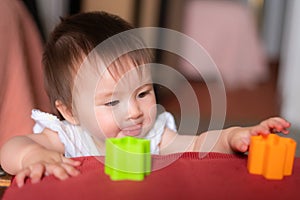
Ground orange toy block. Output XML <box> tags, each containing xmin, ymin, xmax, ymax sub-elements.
<box><xmin>247</xmin><ymin>134</ymin><xmax>297</xmax><ymax>180</ymax></box>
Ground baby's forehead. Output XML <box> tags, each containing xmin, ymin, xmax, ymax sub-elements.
<box><xmin>95</xmin><ymin>63</ymin><xmax>152</xmax><ymax>97</ymax></box>
<box><xmin>90</xmin><ymin>52</ymin><xmax>149</xmax><ymax>78</ymax></box>
<box><xmin>75</xmin><ymin>50</ymin><xmax>152</xmax><ymax>89</ymax></box>
<box><xmin>104</xmin><ymin>62</ymin><xmax>152</xmax><ymax>84</ymax></box>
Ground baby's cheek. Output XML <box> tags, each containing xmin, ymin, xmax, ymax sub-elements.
<box><xmin>93</xmin><ymin>110</ymin><xmax>117</xmax><ymax>137</ymax></box>
<box><xmin>143</xmin><ymin>105</ymin><xmax>158</xmax><ymax>135</ymax></box>
<box><xmin>149</xmin><ymin>104</ymin><xmax>158</xmax><ymax>123</ymax></box>
<box><xmin>97</xmin><ymin>119</ymin><xmax>119</xmax><ymax>138</ymax></box>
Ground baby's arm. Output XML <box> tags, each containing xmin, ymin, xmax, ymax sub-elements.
<box><xmin>159</xmin><ymin>117</ymin><xmax>290</xmax><ymax>154</ymax></box>
<box><xmin>0</xmin><ymin>129</ymin><xmax>80</xmax><ymax>187</ymax></box>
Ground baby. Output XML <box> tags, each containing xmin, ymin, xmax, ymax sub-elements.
<box><xmin>0</xmin><ymin>11</ymin><xmax>290</xmax><ymax>187</ymax></box>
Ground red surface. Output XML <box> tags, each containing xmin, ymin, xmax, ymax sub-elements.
<box><xmin>3</xmin><ymin>152</ymin><xmax>300</xmax><ymax>200</ymax></box>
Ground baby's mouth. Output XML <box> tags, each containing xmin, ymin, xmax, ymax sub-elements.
<box><xmin>121</xmin><ymin>124</ymin><xmax>143</xmax><ymax>137</ymax></box>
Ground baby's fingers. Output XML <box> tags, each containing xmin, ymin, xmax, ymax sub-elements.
<box><xmin>60</xmin><ymin>163</ymin><xmax>80</xmax><ymax>177</ymax></box>
<box><xmin>15</xmin><ymin>164</ymin><xmax>46</xmax><ymax>187</ymax></box>
<box><xmin>45</xmin><ymin>165</ymin><xmax>70</xmax><ymax>180</ymax></box>
<box><xmin>250</xmin><ymin>125</ymin><xmax>269</xmax><ymax>135</ymax></box>
<box><xmin>233</xmin><ymin>138</ymin><xmax>250</xmax><ymax>153</ymax></box>
<box><xmin>262</xmin><ymin>117</ymin><xmax>291</xmax><ymax>134</ymax></box>
<box><xmin>45</xmin><ymin>163</ymin><xmax>80</xmax><ymax>180</ymax></box>
<box><xmin>61</xmin><ymin>157</ymin><xmax>81</xmax><ymax>176</ymax></box>
<box><xmin>29</xmin><ymin>164</ymin><xmax>45</xmax><ymax>184</ymax></box>
<box><xmin>15</xmin><ymin>168</ymin><xmax>30</xmax><ymax>188</ymax></box>
<box><xmin>61</xmin><ymin>157</ymin><xmax>81</xmax><ymax>167</ymax></box>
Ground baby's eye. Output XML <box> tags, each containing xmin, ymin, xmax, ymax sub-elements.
<box><xmin>104</xmin><ymin>100</ymin><xmax>119</xmax><ymax>107</ymax></box>
<box><xmin>138</xmin><ymin>90</ymin><xmax>150</xmax><ymax>98</ymax></box>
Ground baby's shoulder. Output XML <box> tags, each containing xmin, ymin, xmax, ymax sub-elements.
<box><xmin>160</xmin><ymin>127</ymin><xmax>178</xmax><ymax>148</ymax></box>
<box><xmin>31</xmin><ymin>109</ymin><xmax>60</xmax><ymax>123</ymax></box>
<box><xmin>163</xmin><ymin>127</ymin><xmax>177</xmax><ymax>136</ymax></box>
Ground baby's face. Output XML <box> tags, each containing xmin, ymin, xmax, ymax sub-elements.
<box><xmin>92</xmin><ymin>63</ymin><xmax>157</xmax><ymax>140</ymax></box>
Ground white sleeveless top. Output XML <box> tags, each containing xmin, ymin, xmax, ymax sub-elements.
<box><xmin>31</xmin><ymin>110</ymin><xmax>177</xmax><ymax>157</ymax></box>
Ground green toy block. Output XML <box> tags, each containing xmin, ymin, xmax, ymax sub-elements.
<box><xmin>105</xmin><ymin>137</ymin><xmax>151</xmax><ymax>181</ymax></box>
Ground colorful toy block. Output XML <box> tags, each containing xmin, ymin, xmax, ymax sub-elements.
<box><xmin>105</xmin><ymin>137</ymin><xmax>151</xmax><ymax>181</ymax></box>
<box><xmin>247</xmin><ymin>134</ymin><xmax>297</xmax><ymax>180</ymax></box>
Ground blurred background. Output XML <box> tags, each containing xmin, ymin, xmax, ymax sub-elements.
<box><xmin>1</xmin><ymin>0</ymin><xmax>299</xmax><ymax>147</ymax></box>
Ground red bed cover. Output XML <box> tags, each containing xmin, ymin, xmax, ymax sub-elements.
<box><xmin>3</xmin><ymin>152</ymin><xmax>300</xmax><ymax>200</ymax></box>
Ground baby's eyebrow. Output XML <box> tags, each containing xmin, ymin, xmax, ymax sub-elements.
<box><xmin>96</xmin><ymin>92</ymin><xmax>109</xmax><ymax>98</ymax></box>
<box><xmin>94</xmin><ymin>91</ymin><xmax>116</xmax><ymax>105</ymax></box>
<box><xmin>95</xmin><ymin>91</ymin><xmax>114</xmax><ymax>99</ymax></box>
<box><xmin>137</xmin><ymin>83</ymin><xmax>153</xmax><ymax>90</ymax></box>
<box><xmin>95</xmin><ymin>83</ymin><xmax>152</xmax><ymax>99</ymax></box>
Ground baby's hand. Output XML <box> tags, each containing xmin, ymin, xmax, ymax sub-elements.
<box><xmin>15</xmin><ymin>151</ymin><xmax>81</xmax><ymax>187</ymax></box>
<box><xmin>227</xmin><ymin>117</ymin><xmax>290</xmax><ymax>153</ymax></box>
<box><xmin>249</xmin><ymin>117</ymin><xmax>290</xmax><ymax>135</ymax></box>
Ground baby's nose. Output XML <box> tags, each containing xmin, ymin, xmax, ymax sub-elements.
<box><xmin>127</xmin><ymin>100</ymin><xmax>142</xmax><ymax>119</ymax></box>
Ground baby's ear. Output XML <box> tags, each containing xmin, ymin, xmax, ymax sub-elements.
<box><xmin>55</xmin><ymin>100</ymin><xmax>79</xmax><ymax>125</ymax></box>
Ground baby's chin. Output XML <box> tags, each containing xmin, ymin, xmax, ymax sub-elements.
<box><xmin>116</xmin><ymin>129</ymin><xmax>149</xmax><ymax>139</ymax></box>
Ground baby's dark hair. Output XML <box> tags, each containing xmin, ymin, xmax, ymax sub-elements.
<box><xmin>42</xmin><ymin>11</ymin><xmax>153</xmax><ymax>115</ymax></box>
